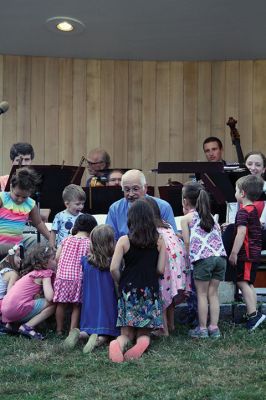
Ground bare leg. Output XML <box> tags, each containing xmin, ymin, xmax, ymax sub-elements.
<box><xmin>162</xmin><ymin>309</ymin><xmax>169</xmax><ymax>336</ymax></box>
<box><xmin>237</xmin><ymin>281</ymin><xmax>256</xmax><ymax>315</ymax></box>
<box><xmin>55</xmin><ymin>303</ymin><xmax>67</xmax><ymax>334</ymax></box>
<box><xmin>194</xmin><ymin>280</ymin><xmax>209</xmax><ymax>329</ymax></box>
<box><xmin>124</xmin><ymin>328</ymin><xmax>151</xmax><ymax>360</ymax></box>
<box><xmin>70</xmin><ymin>303</ymin><xmax>80</xmax><ymax>331</ymax></box>
<box><xmin>109</xmin><ymin>327</ymin><xmax>135</xmax><ymax>363</ymax></box>
<box><xmin>208</xmin><ymin>279</ymin><xmax>220</xmax><ymax>328</ymax></box>
<box><xmin>25</xmin><ymin>303</ymin><xmax>55</xmax><ymax>327</ymax></box>
<box><xmin>167</xmin><ymin>303</ymin><xmax>175</xmax><ymax>332</ymax></box>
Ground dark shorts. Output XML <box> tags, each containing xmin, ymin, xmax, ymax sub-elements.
<box><xmin>193</xmin><ymin>256</ymin><xmax>226</xmax><ymax>281</ymax></box>
<box><xmin>235</xmin><ymin>261</ymin><xmax>259</xmax><ymax>284</ymax></box>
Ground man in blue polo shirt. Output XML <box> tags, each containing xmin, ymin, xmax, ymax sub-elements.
<box><xmin>106</xmin><ymin>169</ymin><xmax>177</xmax><ymax>240</ymax></box>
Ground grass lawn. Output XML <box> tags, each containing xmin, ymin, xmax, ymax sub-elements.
<box><xmin>0</xmin><ymin>322</ymin><xmax>265</xmax><ymax>400</ymax></box>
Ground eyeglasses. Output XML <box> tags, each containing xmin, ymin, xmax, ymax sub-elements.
<box><xmin>123</xmin><ymin>186</ymin><xmax>143</xmax><ymax>194</ymax></box>
<box><xmin>87</xmin><ymin>160</ymin><xmax>104</xmax><ymax>166</ymax></box>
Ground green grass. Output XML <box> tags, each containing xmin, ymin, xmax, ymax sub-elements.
<box><xmin>1</xmin><ymin>322</ymin><xmax>265</xmax><ymax>400</ymax></box>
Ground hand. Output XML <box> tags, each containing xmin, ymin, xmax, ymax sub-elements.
<box><xmin>221</xmin><ymin>222</ymin><xmax>229</xmax><ymax>232</ymax></box>
<box><xmin>229</xmin><ymin>252</ymin><xmax>237</xmax><ymax>266</ymax></box>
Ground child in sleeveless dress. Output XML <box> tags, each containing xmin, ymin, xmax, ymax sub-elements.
<box><xmin>63</xmin><ymin>224</ymin><xmax>120</xmax><ymax>353</ymax></box>
<box><xmin>1</xmin><ymin>244</ymin><xmax>56</xmax><ymax>339</ymax></box>
<box><xmin>181</xmin><ymin>182</ymin><xmax>227</xmax><ymax>339</ymax></box>
<box><xmin>109</xmin><ymin>199</ymin><xmax>165</xmax><ymax>363</ymax></box>
<box><xmin>144</xmin><ymin>197</ymin><xmax>191</xmax><ymax>336</ymax></box>
<box><xmin>53</xmin><ymin>214</ymin><xmax>97</xmax><ymax>335</ymax></box>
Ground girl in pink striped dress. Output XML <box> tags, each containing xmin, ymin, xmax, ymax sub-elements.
<box><xmin>53</xmin><ymin>214</ymin><xmax>97</xmax><ymax>335</ymax></box>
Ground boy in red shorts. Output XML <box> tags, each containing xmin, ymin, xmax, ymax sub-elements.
<box><xmin>229</xmin><ymin>175</ymin><xmax>266</xmax><ymax>331</ymax></box>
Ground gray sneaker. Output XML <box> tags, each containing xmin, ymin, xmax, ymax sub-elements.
<box><xmin>208</xmin><ymin>327</ymin><xmax>221</xmax><ymax>339</ymax></box>
<box><xmin>188</xmin><ymin>326</ymin><xmax>209</xmax><ymax>338</ymax></box>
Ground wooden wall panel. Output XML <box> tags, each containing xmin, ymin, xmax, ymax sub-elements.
<box><xmin>253</xmin><ymin>61</ymin><xmax>266</xmax><ymax>152</ymax></box>
<box><xmin>142</xmin><ymin>61</ymin><xmax>156</xmax><ymax>186</ymax></box>
<box><xmin>58</xmin><ymin>58</ymin><xmax>73</xmax><ymax>166</ymax></box>
<box><xmin>0</xmin><ymin>55</ymin><xmax>3</xmax><ymax>174</ymax></box>
<box><xmin>1</xmin><ymin>54</ymin><xmax>266</xmax><ymax>186</ymax></box>
<box><xmin>239</xmin><ymin>61</ymin><xmax>253</xmax><ymax>155</ymax></box>
<box><xmin>44</xmin><ymin>58</ymin><xmax>59</xmax><ymax>165</ymax></box>
<box><xmin>225</xmin><ymin>61</ymin><xmax>240</xmax><ymax>162</ymax></box>
<box><xmin>113</xmin><ymin>61</ymin><xmax>128</xmax><ymax>168</ymax></box>
<box><xmin>197</xmin><ymin>62</ymin><xmax>211</xmax><ymax>160</ymax></box>
<box><xmin>2</xmin><ymin>56</ymin><xmax>17</xmax><ymax>174</ymax></box>
<box><xmin>127</xmin><ymin>61</ymin><xmax>142</xmax><ymax>170</ymax></box>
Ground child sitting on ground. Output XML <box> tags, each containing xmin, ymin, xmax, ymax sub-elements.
<box><xmin>64</xmin><ymin>224</ymin><xmax>120</xmax><ymax>353</ymax></box>
<box><xmin>229</xmin><ymin>175</ymin><xmax>266</xmax><ymax>331</ymax></box>
<box><xmin>0</xmin><ymin>245</ymin><xmax>21</xmax><ymax>333</ymax></box>
<box><xmin>50</xmin><ymin>184</ymin><xmax>86</xmax><ymax>248</ymax></box>
<box><xmin>1</xmin><ymin>244</ymin><xmax>56</xmax><ymax>339</ymax></box>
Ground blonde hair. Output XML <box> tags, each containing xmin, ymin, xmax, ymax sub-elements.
<box><xmin>88</xmin><ymin>225</ymin><xmax>115</xmax><ymax>270</ymax></box>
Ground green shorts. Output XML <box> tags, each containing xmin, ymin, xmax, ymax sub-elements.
<box><xmin>193</xmin><ymin>256</ymin><xmax>226</xmax><ymax>281</ymax></box>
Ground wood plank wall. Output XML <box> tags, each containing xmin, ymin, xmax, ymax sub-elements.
<box><xmin>1</xmin><ymin>55</ymin><xmax>266</xmax><ymax>187</ymax></box>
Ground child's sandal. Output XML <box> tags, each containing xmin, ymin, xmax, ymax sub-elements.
<box><xmin>18</xmin><ymin>324</ymin><xmax>44</xmax><ymax>340</ymax></box>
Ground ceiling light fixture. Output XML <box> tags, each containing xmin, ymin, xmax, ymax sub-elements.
<box><xmin>45</xmin><ymin>17</ymin><xmax>85</xmax><ymax>35</ymax></box>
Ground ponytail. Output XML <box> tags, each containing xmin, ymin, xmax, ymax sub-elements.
<box><xmin>196</xmin><ymin>189</ymin><xmax>214</xmax><ymax>232</ymax></box>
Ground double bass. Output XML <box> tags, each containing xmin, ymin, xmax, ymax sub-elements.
<box><xmin>226</xmin><ymin>117</ymin><xmax>245</xmax><ymax>164</ymax></box>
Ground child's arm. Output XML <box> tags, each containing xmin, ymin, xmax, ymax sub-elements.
<box><xmin>42</xmin><ymin>277</ymin><xmax>54</xmax><ymax>302</ymax></box>
<box><xmin>110</xmin><ymin>236</ymin><xmax>128</xmax><ymax>283</ymax></box>
<box><xmin>50</xmin><ymin>231</ymin><xmax>57</xmax><ymax>249</ymax></box>
<box><xmin>55</xmin><ymin>245</ymin><xmax>62</xmax><ymax>262</ymax></box>
<box><xmin>229</xmin><ymin>225</ymin><xmax>246</xmax><ymax>265</ymax></box>
<box><xmin>29</xmin><ymin>206</ymin><xmax>52</xmax><ymax>243</ymax></box>
<box><xmin>180</xmin><ymin>213</ymin><xmax>193</xmax><ymax>253</ymax></box>
<box><xmin>156</xmin><ymin>235</ymin><xmax>166</xmax><ymax>275</ymax></box>
<box><xmin>6</xmin><ymin>271</ymin><xmax>19</xmax><ymax>292</ymax></box>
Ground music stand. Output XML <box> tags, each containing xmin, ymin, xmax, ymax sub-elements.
<box><xmin>157</xmin><ymin>161</ymin><xmax>224</xmax><ymax>174</ymax></box>
<box><xmin>5</xmin><ymin>165</ymin><xmax>85</xmax><ymax>221</ymax></box>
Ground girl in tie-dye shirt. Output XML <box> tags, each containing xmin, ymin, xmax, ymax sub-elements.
<box><xmin>0</xmin><ymin>167</ymin><xmax>51</xmax><ymax>257</ymax></box>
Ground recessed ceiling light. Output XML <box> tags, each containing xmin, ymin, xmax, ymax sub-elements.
<box><xmin>46</xmin><ymin>17</ymin><xmax>85</xmax><ymax>35</ymax></box>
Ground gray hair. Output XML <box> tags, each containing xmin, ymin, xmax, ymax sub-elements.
<box><xmin>121</xmin><ymin>169</ymin><xmax>146</xmax><ymax>190</ymax></box>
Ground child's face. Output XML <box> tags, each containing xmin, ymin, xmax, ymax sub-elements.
<box><xmin>65</xmin><ymin>200</ymin><xmax>84</xmax><ymax>216</ymax></box>
<box><xmin>235</xmin><ymin>185</ymin><xmax>243</xmax><ymax>203</ymax></box>
<box><xmin>10</xmin><ymin>186</ymin><xmax>30</xmax><ymax>205</ymax></box>
<box><xmin>47</xmin><ymin>255</ymin><xmax>56</xmax><ymax>270</ymax></box>
<box><xmin>13</xmin><ymin>249</ymin><xmax>22</xmax><ymax>269</ymax></box>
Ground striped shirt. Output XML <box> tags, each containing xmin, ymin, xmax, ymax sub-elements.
<box><xmin>0</xmin><ymin>192</ymin><xmax>35</xmax><ymax>245</ymax></box>
<box><xmin>235</xmin><ymin>204</ymin><xmax>262</xmax><ymax>262</ymax></box>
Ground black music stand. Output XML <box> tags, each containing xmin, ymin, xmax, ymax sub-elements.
<box><xmin>82</xmin><ymin>186</ymin><xmax>155</xmax><ymax>214</ymax></box>
<box><xmin>5</xmin><ymin>165</ymin><xmax>85</xmax><ymax>221</ymax></box>
<box><xmin>158</xmin><ymin>184</ymin><xmax>183</xmax><ymax>216</ymax></box>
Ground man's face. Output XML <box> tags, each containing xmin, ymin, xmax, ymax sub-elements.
<box><xmin>87</xmin><ymin>152</ymin><xmax>105</xmax><ymax>176</ymax></box>
<box><xmin>122</xmin><ymin>175</ymin><xmax>147</xmax><ymax>203</ymax></box>
<box><xmin>107</xmin><ymin>171</ymin><xmax>123</xmax><ymax>187</ymax></box>
<box><xmin>12</xmin><ymin>153</ymin><xmax>32</xmax><ymax>166</ymax></box>
<box><xmin>203</xmin><ymin>141</ymin><xmax>223</xmax><ymax>162</ymax></box>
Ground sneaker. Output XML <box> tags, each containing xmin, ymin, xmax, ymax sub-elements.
<box><xmin>63</xmin><ymin>328</ymin><xmax>80</xmax><ymax>350</ymax></box>
<box><xmin>246</xmin><ymin>312</ymin><xmax>266</xmax><ymax>332</ymax></box>
<box><xmin>188</xmin><ymin>326</ymin><xmax>209</xmax><ymax>338</ymax></box>
<box><xmin>208</xmin><ymin>327</ymin><xmax>221</xmax><ymax>339</ymax></box>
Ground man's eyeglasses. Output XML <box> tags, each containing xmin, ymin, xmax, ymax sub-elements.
<box><xmin>87</xmin><ymin>160</ymin><xmax>104</xmax><ymax>166</ymax></box>
<box><xmin>123</xmin><ymin>186</ymin><xmax>143</xmax><ymax>194</ymax></box>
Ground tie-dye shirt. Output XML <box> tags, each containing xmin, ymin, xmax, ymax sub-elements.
<box><xmin>0</xmin><ymin>192</ymin><xmax>35</xmax><ymax>245</ymax></box>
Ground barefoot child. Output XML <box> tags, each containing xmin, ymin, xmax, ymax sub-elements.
<box><xmin>109</xmin><ymin>199</ymin><xmax>165</xmax><ymax>362</ymax></box>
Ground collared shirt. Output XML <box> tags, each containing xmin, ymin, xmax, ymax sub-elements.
<box><xmin>106</xmin><ymin>195</ymin><xmax>177</xmax><ymax>241</ymax></box>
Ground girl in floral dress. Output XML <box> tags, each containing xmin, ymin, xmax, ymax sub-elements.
<box><xmin>144</xmin><ymin>197</ymin><xmax>191</xmax><ymax>336</ymax></box>
<box><xmin>109</xmin><ymin>199</ymin><xmax>165</xmax><ymax>363</ymax></box>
